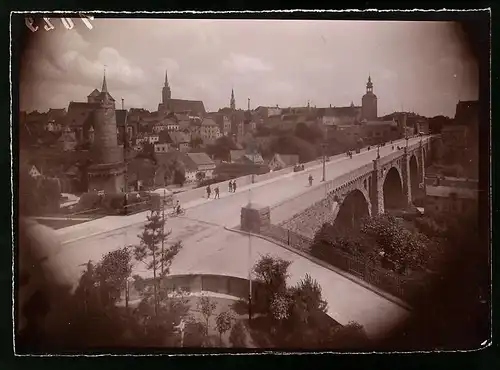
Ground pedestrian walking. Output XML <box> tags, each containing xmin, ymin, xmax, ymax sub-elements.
<box><xmin>214</xmin><ymin>186</ymin><xmax>220</xmax><ymax>199</ymax></box>
<box><xmin>233</xmin><ymin>181</ymin><xmax>237</xmax><ymax>192</ymax></box>
<box><xmin>228</xmin><ymin>180</ymin><xmax>233</xmax><ymax>193</ymax></box>
<box><xmin>206</xmin><ymin>185</ymin><xmax>211</xmax><ymax>199</ymax></box>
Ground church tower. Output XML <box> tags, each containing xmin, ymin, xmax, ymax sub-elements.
<box><xmin>230</xmin><ymin>88</ymin><xmax>236</xmax><ymax>110</ymax></box>
<box><xmin>87</xmin><ymin>69</ymin><xmax>126</xmax><ymax>194</ymax></box>
<box><xmin>361</xmin><ymin>75</ymin><xmax>378</xmax><ymax>121</ymax></box>
<box><xmin>162</xmin><ymin>69</ymin><xmax>172</xmax><ymax>104</ymax></box>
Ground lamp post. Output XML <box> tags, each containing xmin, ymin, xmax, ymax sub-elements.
<box><xmin>161</xmin><ymin>187</ymin><xmax>166</xmax><ymax>275</ymax></box>
<box><xmin>321</xmin><ymin>142</ymin><xmax>327</xmax><ymax>182</ymax></box>
<box><xmin>247</xmin><ymin>189</ymin><xmax>253</xmax><ymax>322</ymax></box>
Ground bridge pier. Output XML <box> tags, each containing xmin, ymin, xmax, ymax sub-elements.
<box><xmin>401</xmin><ymin>148</ymin><xmax>412</xmax><ymax>207</ymax></box>
<box><xmin>370</xmin><ymin>158</ymin><xmax>384</xmax><ymax>215</ymax></box>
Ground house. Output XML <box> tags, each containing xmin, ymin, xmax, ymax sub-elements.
<box><xmin>153</xmin><ymin>118</ymin><xmax>180</xmax><ymax>133</ymax></box>
<box><xmin>425</xmin><ymin>183</ymin><xmax>478</xmax><ymax>216</ymax></box>
<box><xmin>126</xmin><ymin>157</ymin><xmax>157</xmax><ymax>191</ymax></box>
<box><xmin>184</xmin><ymin>152</ymin><xmax>216</xmax><ymax>182</ymax></box>
<box><xmin>28</xmin><ymin>164</ymin><xmax>42</xmax><ymax>178</ymax></box>
<box><xmin>200</xmin><ymin>118</ymin><xmax>222</xmax><ymax>144</ymax></box>
<box><xmin>268</xmin><ymin>153</ymin><xmax>300</xmax><ymax>171</ymax></box>
<box><xmin>230</xmin><ymin>150</ymin><xmax>246</xmax><ymax>163</ymax></box>
<box><xmin>154</xmin><ymin>130</ymin><xmax>174</xmax><ymax>153</ymax></box>
<box><xmin>235</xmin><ymin>152</ymin><xmax>265</xmax><ymax>165</ymax></box>
<box><xmin>144</xmin><ymin>133</ymin><xmax>160</xmax><ymax>144</ymax></box>
<box><xmin>57</xmin><ymin>127</ymin><xmax>78</xmax><ymax>151</ymax></box>
<box><xmin>169</xmin><ymin>131</ymin><xmax>192</xmax><ymax>152</ymax></box>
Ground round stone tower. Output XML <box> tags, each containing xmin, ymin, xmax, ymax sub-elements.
<box><xmin>87</xmin><ymin>71</ymin><xmax>126</xmax><ymax>193</ymax></box>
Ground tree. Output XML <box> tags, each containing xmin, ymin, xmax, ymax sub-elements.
<box><xmin>322</xmin><ymin>321</ymin><xmax>370</xmax><ymax>349</ymax></box>
<box><xmin>173</xmin><ymin>164</ymin><xmax>186</xmax><ymax>186</ymax></box>
<box><xmin>288</xmin><ymin>274</ymin><xmax>328</xmax><ymax>326</ymax></box>
<box><xmin>253</xmin><ymin>254</ymin><xmax>292</xmax><ymax>313</ymax></box>
<box><xmin>190</xmin><ymin>137</ymin><xmax>203</xmax><ymax>149</ymax></box>
<box><xmin>229</xmin><ymin>321</ymin><xmax>247</xmax><ymax>347</ymax></box>
<box><xmin>139</xmin><ymin>142</ymin><xmax>155</xmax><ymax>160</ymax></box>
<box><xmin>197</xmin><ymin>295</ymin><xmax>217</xmax><ymax>336</ymax></box>
<box><xmin>132</xmin><ymin>210</ymin><xmax>182</xmax><ymax>315</ymax></box>
<box><xmin>361</xmin><ymin>214</ymin><xmax>430</xmax><ymax>273</ymax></box>
<box><xmin>95</xmin><ymin>247</ymin><xmax>133</xmax><ymax>307</ymax></box>
<box><xmin>294</xmin><ymin>122</ymin><xmax>323</xmax><ymax>144</ymax></box>
<box><xmin>271</xmin><ymin>135</ymin><xmax>318</xmax><ymax>163</ymax></box>
<box><xmin>183</xmin><ymin>318</ymin><xmax>207</xmax><ymax>347</ymax></box>
<box><xmin>215</xmin><ymin>310</ymin><xmax>233</xmax><ymax>345</ymax></box>
<box><xmin>206</xmin><ymin>136</ymin><xmax>238</xmax><ymax>161</ymax></box>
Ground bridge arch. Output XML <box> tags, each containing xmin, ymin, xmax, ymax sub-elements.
<box><xmin>409</xmin><ymin>155</ymin><xmax>420</xmax><ymax>202</ymax></box>
<box><xmin>333</xmin><ymin>189</ymin><xmax>370</xmax><ymax>231</ymax></box>
<box><xmin>383</xmin><ymin>166</ymin><xmax>405</xmax><ymax>211</ymax></box>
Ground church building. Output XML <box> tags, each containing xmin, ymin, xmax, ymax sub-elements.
<box><xmin>158</xmin><ymin>70</ymin><xmax>206</xmax><ymax>117</ymax></box>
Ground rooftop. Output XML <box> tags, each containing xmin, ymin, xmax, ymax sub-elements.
<box><xmin>426</xmin><ymin>185</ymin><xmax>477</xmax><ymax>199</ymax></box>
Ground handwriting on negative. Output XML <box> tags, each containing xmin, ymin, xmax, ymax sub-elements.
<box><xmin>25</xmin><ymin>14</ymin><xmax>95</xmax><ymax>32</ymax></box>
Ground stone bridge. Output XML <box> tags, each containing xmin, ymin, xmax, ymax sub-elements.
<box><xmin>269</xmin><ymin>138</ymin><xmax>433</xmax><ymax>239</ymax></box>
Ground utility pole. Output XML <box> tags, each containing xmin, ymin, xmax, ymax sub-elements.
<box><xmin>321</xmin><ymin>142</ymin><xmax>327</xmax><ymax>182</ymax></box>
<box><xmin>247</xmin><ymin>189</ymin><xmax>253</xmax><ymax>322</ymax></box>
<box><xmin>161</xmin><ymin>188</ymin><xmax>165</xmax><ymax>275</ymax></box>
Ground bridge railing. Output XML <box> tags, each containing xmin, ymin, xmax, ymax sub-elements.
<box><xmin>262</xmin><ymin>224</ymin><xmax>415</xmax><ymax>301</ymax></box>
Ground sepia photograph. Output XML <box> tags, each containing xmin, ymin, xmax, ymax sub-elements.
<box><xmin>13</xmin><ymin>11</ymin><xmax>491</xmax><ymax>354</ymax></box>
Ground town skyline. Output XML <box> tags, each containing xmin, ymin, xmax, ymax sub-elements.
<box><xmin>20</xmin><ymin>19</ymin><xmax>478</xmax><ymax>117</ymax></box>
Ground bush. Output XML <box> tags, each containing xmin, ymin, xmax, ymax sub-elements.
<box><xmin>197</xmin><ymin>178</ymin><xmax>221</xmax><ymax>188</ymax></box>
<box><xmin>229</xmin><ymin>321</ymin><xmax>247</xmax><ymax>347</ymax></box>
<box><xmin>77</xmin><ymin>192</ymin><xmax>102</xmax><ymax>210</ymax></box>
<box><xmin>414</xmin><ymin>216</ymin><xmax>446</xmax><ymax>237</ymax></box>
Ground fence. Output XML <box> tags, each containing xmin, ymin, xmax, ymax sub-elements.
<box><xmin>261</xmin><ymin>224</ymin><xmax>414</xmax><ymax>301</ymax></box>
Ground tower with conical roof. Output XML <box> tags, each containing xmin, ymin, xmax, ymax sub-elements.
<box><xmin>87</xmin><ymin>69</ymin><xmax>126</xmax><ymax>194</ymax></box>
<box><xmin>230</xmin><ymin>88</ymin><xmax>236</xmax><ymax>110</ymax></box>
<box><xmin>162</xmin><ymin>69</ymin><xmax>172</xmax><ymax>104</ymax></box>
<box><xmin>361</xmin><ymin>75</ymin><xmax>378</xmax><ymax>120</ymax></box>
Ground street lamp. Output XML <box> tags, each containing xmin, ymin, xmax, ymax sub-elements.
<box><xmin>247</xmin><ymin>189</ymin><xmax>253</xmax><ymax>322</ymax></box>
<box><xmin>321</xmin><ymin>142</ymin><xmax>327</xmax><ymax>182</ymax></box>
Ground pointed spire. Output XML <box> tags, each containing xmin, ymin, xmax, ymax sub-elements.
<box><xmin>102</xmin><ymin>66</ymin><xmax>108</xmax><ymax>93</ymax></box>
<box><xmin>165</xmin><ymin>69</ymin><xmax>169</xmax><ymax>87</ymax></box>
<box><xmin>230</xmin><ymin>87</ymin><xmax>236</xmax><ymax>110</ymax></box>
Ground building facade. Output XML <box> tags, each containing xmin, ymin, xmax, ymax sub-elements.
<box><xmin>361</xmin><ymin>75</ymin><xmax>377</xmax><ymax>121</ymax></box>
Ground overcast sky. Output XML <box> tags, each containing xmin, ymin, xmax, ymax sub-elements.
<box><xmin>20</xmin><ymin>19</ymin><xmax>478</xmax><ymax>117</ymax></box>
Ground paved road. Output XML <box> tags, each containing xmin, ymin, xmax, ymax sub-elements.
<box><xmin>166</xmin><ymin>136</ymin><xmax>424</xmax><ymax>227</ymax></box>
<box><xmin>46</xmin><ymin>136</ymin><xmax>427</xmax><ymax>338</ymax></box>
<box><xmin>56</xmin><ymin>136</ymin><xmax>426</xmax><ymax>243</ymax></box>
<box><xmin>48</xmin><ymin>217</ymin><xmax>410</xmax><ymax>340</ymax></box>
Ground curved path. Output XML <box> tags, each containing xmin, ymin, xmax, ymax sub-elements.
<box><xmin>48</xmin><ymin>137</ymin><xmax>430</xmax><ymax>340</ymax></box>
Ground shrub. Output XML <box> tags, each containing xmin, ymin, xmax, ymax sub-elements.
<box><xmin>77</xmin><ymin>192</ymin><xmax>102</xmax><ymax>210</ymax></box>
<box><xmin>229</xmin><ymin>321</ymin><xmax>247</xmax><ymax>347</ymax></box>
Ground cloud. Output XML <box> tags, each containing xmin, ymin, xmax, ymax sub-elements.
<box><xmin>222</xmin><ymin>52</ymin><xmax>272</xmax><ymax>74</ymax></box>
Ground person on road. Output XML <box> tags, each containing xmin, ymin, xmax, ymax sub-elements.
<box><xmin>214</xmin><ymin>186</ymin><xmax>220</xmax><ymax>199</ymax></box>
<box><xmin>228</xmin><ymin>180</ymin><xmax>233</xmax><ymax>193</ymax></box>
<box><xmin>206</xmin><ymin>185</ymin><xmax>211</xmax><ymax>199</ymax></box>
<box><xmin>176</xmin><ymin>202</ymin><xmax>182</xmax><ymax>215</ymax></box>
<box><xmin>233</xmin><ymin>181</ymin><xmax>237</xmax><ymax>192</ymax></box>
<box><xmin>308</xmin><ymin>174</ymin><xmax>313</xmax><ymax>186</ymax></box>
